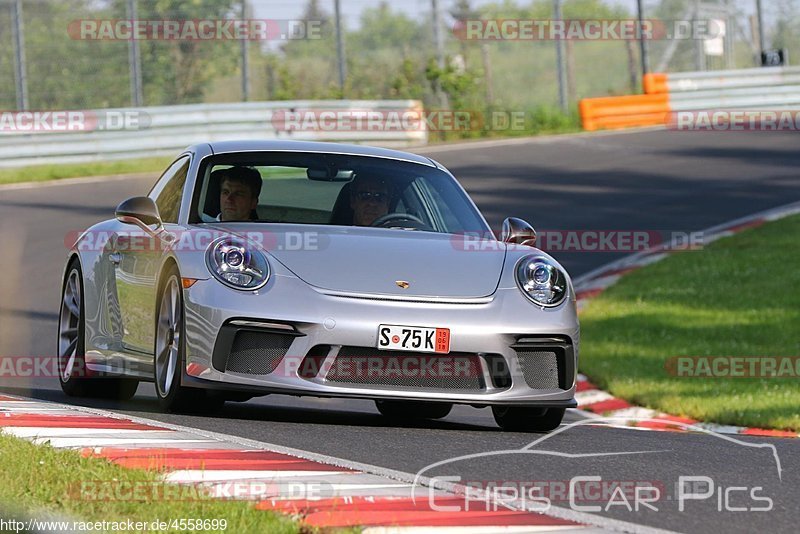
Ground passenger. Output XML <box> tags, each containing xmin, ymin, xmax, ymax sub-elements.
<box><xmin>350</xmin><ymin>175</ymin><xmax>391</xmax><ymax>226</ymax></box>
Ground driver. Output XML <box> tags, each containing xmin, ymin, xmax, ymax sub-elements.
<box><xmin>350</xmin><ymin>175</ymin><xmax>391</xmax><ymax>226</ymax></box>
<box><xmin>217</xmin><ymin>166</ymin><xmax>262</xmax><ymax>221</ymax></box>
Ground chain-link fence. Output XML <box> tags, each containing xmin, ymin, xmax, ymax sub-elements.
<box><xmin>0</xmin><ymin>0</ymin><xmax>790</xmax><ymax>113</ymax></box>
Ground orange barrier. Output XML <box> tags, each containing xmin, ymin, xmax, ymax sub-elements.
<box><xmin>643</xmin><ymin>73</ymin><xmax>669</xmax><ymax>95</ymax></box>
<box><xmin>579</xmin><ymin>93</ymin><xmax>670</xmax><ymax>131</ymax></box>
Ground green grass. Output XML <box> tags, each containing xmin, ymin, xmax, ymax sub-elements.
<box><xmin>430</xmin><ymin>106</ymin><xmax>582</xmax><ymax>143</ymax></box>
<box><xmin>579</xmin><ymin>214</ymin><xmax>800</xmax><ymax>431</ymax></box>
<box><xmin>0</xmin><ymin>433</ymin><xmax>301</xmax><ymax>533</ymax></box>
<box><xmin>0</xmin><ymin>158</ymin><xmax>171</xmax><ymax>186</ymax></box>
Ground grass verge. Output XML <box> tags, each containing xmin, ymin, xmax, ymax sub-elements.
<box><xmin>579</xmin><ymin>214</ymin><xmax>800</xmax><ymax>431</ymax></box>
<box><xmin>0</xmin><ymin>432</ymin><xmax>301</xmax><ymax>533</ymax></box>
<box><xmin>0</xmin><ymin>157</ymin><xmax>171</xmax><ymax>186</ymax></box>
<box><xmin>430</xmin><ymin>106</ymin><xmax>581</xmax><ymax>143</ymax></box>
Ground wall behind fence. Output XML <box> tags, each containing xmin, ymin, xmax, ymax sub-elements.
<box><xmin>0</xmin><ymin>100</ymin><xmax>427</xmax><ymax>168</ymax></box>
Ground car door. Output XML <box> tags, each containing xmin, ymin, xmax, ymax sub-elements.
<box><xmin>111</xmin><ymin>156</ymin><xmax>190</xmax><ymax>359</ymax></box>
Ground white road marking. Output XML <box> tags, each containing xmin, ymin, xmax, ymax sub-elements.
<box><xmin>692</xmin><ymin>422</ymin><xmax>747</xmax><ymax>435</ymax></box>
<box><xmin>2</xmin><ymin>427</ymin><xmax>174</xmax><ymax>438</ymax></box>
<box><xmin>28</xmin><ymin>437</ymin><xmax>218</xmax><ymax>448</ymax></box>
<box><xmin>604</xmin><ymin>407</ymin><xmax>660</xmax><ymax>420</ymax></box>
<box><xmin>164</xmin><ymin>470</ymin><xmax>349</xmax><ymax>483</ymax></box>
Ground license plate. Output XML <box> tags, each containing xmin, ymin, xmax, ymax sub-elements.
<box><xmin>377</xmin><ymin>325</ymin><xmax>450</xmax><ymax>354</ymax></box>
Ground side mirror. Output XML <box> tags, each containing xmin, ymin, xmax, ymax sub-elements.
<box><xmin>501</xmin><ymin>217</ymin><xmax>537</xmax><ymax>246</ymax></box>
<box><xmin>116</xmin><ymin>196</ymin><xmax>161</xmax><ymax>226</ymax></box>
<box><xmin>115</xmin><ymin>196</ymin><xmax>165</xmax><ymax>238</ymax></box>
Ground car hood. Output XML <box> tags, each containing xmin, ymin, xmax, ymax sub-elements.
<box><xmin>211</xmin><ymin>224</ymin><xmax>507</xmax><ymax>298</ymax></box>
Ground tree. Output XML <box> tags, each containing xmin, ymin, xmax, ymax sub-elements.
<box><xmin>128</xmin><ymin>0</ymin><xmax>240</xmax><ymax>105</ymax></box>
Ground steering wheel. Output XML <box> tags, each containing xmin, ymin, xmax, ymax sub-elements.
<box><xmin>371</xmin><ymin>212</ymin><xmax>426</xmax><ymax>228</ymax></box>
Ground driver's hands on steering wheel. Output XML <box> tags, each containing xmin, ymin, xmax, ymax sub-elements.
<box><xmin>370</xmin><ymin>212</ymin><xmax>428</xmax><ymax>230</ymax></box>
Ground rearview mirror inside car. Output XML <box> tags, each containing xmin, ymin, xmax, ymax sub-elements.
<box><xmin>307</xmin><ymin>167</ymin><xmax>355</xmax><ymax>181</ymax></box>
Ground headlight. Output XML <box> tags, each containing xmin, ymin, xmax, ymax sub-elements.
<box><xmin>205</xmin><ymin>237</ymin><xmax>270</xmax><ymax>291</ymax></box>
<box><xmin>515</xmin><ymin>256</ymin><xmax>568</xmax><ymax>307</ymax></box>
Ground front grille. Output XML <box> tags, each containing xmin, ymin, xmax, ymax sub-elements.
<box><xmin>326</xmin><ymin>347</ymin><xmax>484</xmax><ymax>390</ymax></box>
<box><xmin>514</xmin><ymin>350</ymin><xmax>560</xmax><ymax>389</ymax></box>
<box><xmin>224</xmin><ymin>331</ymin><xmax>293</xmax><ymax>375</ymax></box>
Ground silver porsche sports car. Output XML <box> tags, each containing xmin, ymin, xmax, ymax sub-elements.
<box><xmin>59</xmin><ymin>141</ymin><xmax>579</xmax><ymax>432</ymax></box>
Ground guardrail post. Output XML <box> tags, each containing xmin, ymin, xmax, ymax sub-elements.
<box><xmin>11</xmin><ymin>0</ymin><xmax>28</xmax><ymax>110</ymax></box>
<box><xmin>240</xmin><ymin>0</ymin><xmax>249</xmax><ymax>101</ymax></box>
<box><xmin>431</xmin><ymin>0</ymin><xmax>449</xmax><ymax>109</ymax></box>
<box><xmin>755</xmin><ymin>0</ymin><xmax>765</xmax><ymax>59</ymax></box>
<box><xmin>636</xmin><ymin>0</ymin><xmax>649</xmax><ymax>77</ymax></box>
<box><xmin>126</xmin><ymin>0</ymin><xmax>143</xmax><ymax>107</ymax></box>
<box><xmin>334</xmin><ymin>0</ymin><xmax>347</xmax><ymax>97</ymax></box>
<box><xmin>553</xmin><ymin>0</ymin><xmax>568</xmax><ymax>112</ymax></box>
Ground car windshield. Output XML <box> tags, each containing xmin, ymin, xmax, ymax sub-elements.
<box><xmin>191</xmin><ymin>152</ymin><xmax>489</xmax><ymax>234</ymax></box>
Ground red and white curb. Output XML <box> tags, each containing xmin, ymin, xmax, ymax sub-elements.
<box><xmin>0</xmin><ymin>393</ymin><xmax>606</xmax><ymax>533</ymax></box>
<box><xmin>573</xmin><ymin>200</ymin><xmax>800</xmax><ymax>439</ymax></box>
<box><xmin>573</xmin><ymin>374</ymin><xmax>800</xmax><ymax>438</ymax></box>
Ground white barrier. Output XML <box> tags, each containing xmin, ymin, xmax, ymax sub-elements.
<box><xmin>663</xmin><ymin>66</ymin><xmax>800</xmax><ymax>112</ymax></box>
<box><xmin>665</xmin><ymin>66</ymin><xmax>800</xmax><ymax>93</ymax></box>
<box><xmin>0</xmin><ymin>100</ymin><xmax>427</xmax><ymax>168</ymax></box>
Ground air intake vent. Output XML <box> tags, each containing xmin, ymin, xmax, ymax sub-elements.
<box><xmin>225</xmin><ymin>331</ymin><xmax>293</xmax><ymax>375</ymax></box>
<box><xmin>514</xmin><ymin>350</ymin><xmax>560</xmax><ymax>389</ymax></box>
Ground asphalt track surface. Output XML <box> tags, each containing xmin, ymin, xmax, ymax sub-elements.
<box><xmin>1</xmin><ymin>129</ymin><xmax>799</xmax><ymax>533</ymax></box>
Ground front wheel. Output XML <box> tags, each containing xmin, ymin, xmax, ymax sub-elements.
<box><xmin>375</xmin><ymin>400</ymin><xmax>452</xmax><ymax>420</ymax></box>
<box><xmin>492</xmin><ymin>406</ymin><xmax>565</xmax><ymax>432</ymax></box>
<box><xmin>154</xmin><ymin>267</ymin><xmax>222</xmax><ymax>413</ymax></box>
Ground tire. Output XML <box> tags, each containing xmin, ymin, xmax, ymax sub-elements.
<box><xmin>375</xmin><ymin>400</ymin><xmax>452</xmax><ymax>420</ymax></box>
<box><xmin>492</xmin><ymin>406</ymin><xmax>565</xmax><ymax>433</ymax></box>
<box><xmin>154</xmin><ymin>265</ymin><xmax>223</xmax><ymax>413</ymax></box>
<box><xmin>58</xmin><ymin>259</ymin><xmax>138</xmax><ymax>400</ymax></box>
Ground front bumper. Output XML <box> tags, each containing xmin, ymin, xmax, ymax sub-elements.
<box><xmin>182</xmin><ymin>271</ymin><xmax>579</xmax><ymax>407</ymax></box>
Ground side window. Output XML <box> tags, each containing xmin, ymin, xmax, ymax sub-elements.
<box><xmin>151</xmin><ymin>157</ymin><xmax>190</xmax><ymax>224</ymax></box>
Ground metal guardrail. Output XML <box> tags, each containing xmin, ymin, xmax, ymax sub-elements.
<box><xmin>664</xmin><ymin>66</ymin><xmax>800</xmax><ymax>112</ymax></box>
<box><xmin>668</xmin><ymin>85</ymin><xmax>800</xmax><ymax>111</ymax></box>
<box><xmin>0</xmin><ymin>100</ymin><xmax>427</xmax><ymax>168</ymax></box>
<box><xmin>664</xmin><ymin>66</ymin><xmax>800</xmax><ymax>93</ymax></box>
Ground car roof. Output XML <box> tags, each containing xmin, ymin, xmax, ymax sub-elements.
<box><xmin>200</xmin><ymin>140</ymin><xmax>435</xmax><ymax>167</ymax></box>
